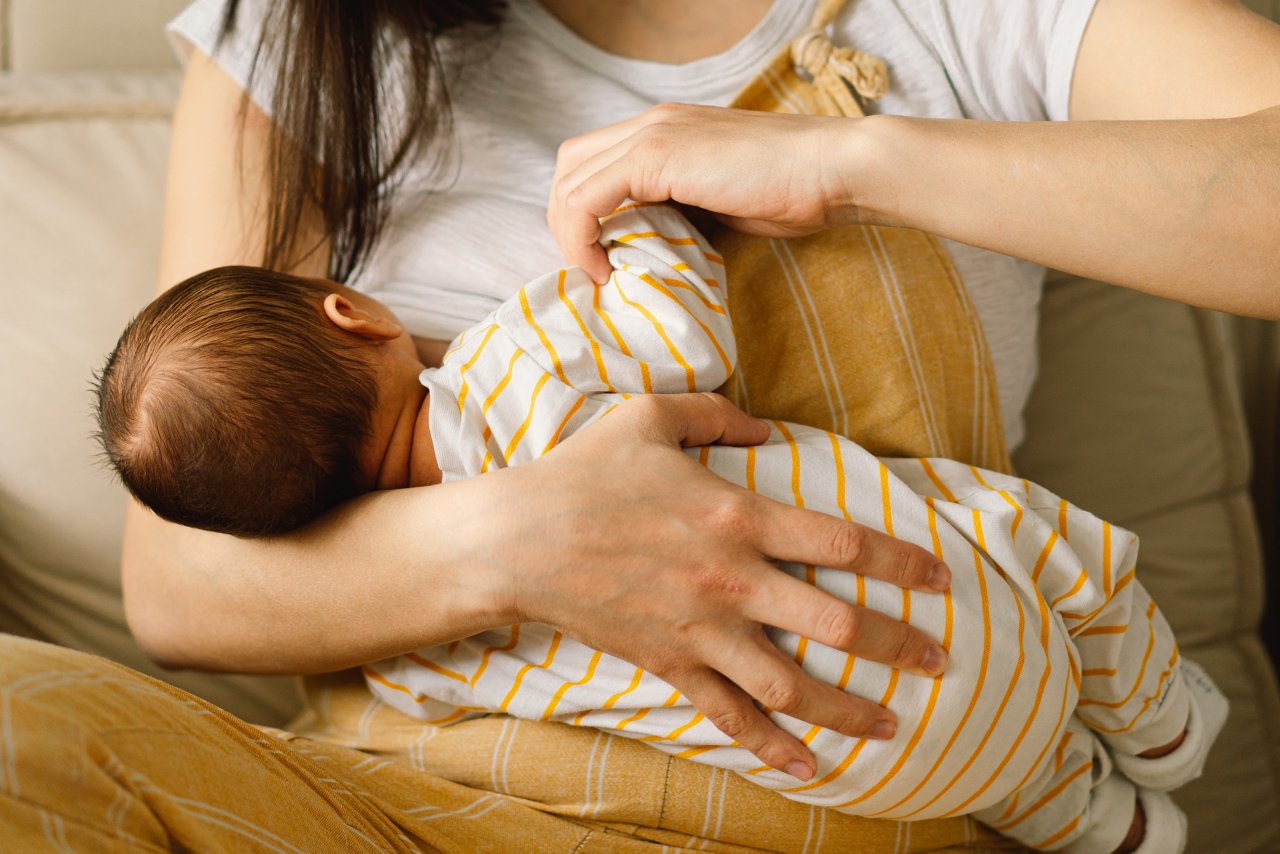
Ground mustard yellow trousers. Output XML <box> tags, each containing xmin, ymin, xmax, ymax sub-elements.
<box><xmin>0</xmin><ymin>634</ymin><xmax>1017</xmax><ymax>852</ymax></box>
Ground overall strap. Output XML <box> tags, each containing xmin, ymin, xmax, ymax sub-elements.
<box><xmin>808</xmin><ymin>0</ymin><xmax>851</xmax><ymax>28</ymax></box>
<box><xmin>714</xmin><ymin>0</ymin><xmax>1012</xmax><ymax>472</ymax></box>
<box><xmin>800</xmin><ymin>0</ymin><xmax>888</xmax><ymax>113</ymax></box>
<box><xmin>727</xmin><ymin>0</ymin><xmax>886</xmax><ymax>119</ymax></box>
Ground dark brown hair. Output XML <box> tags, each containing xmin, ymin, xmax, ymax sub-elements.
<box><xmin>95</xmin><ymin>266</ymin><xmax>379</xmax><ymax>537</ymax></box>
<box><xmin>220</xmin><ymin>0</ymin><xmax>506</xmax><ymax>280</ymax></box>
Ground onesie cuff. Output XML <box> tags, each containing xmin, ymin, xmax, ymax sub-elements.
<box><xmin>1131</xmin><ymin>789</ymin><xmax>1187</xmax><ymax>854</ymax></box>
<box><xmin>1112</xmin><ymin>658</ymin><xmax>1228</xmax><ymax>792</ymax></box>
<box><xmin>1060</xmin><ymin>777</ymin><xmax>1188</xmax><ymax>854</ymax></box>
<box><xmin>1103</xmin><ymin>671</ymin><xmax>1189</xmax><ymax>757</ymax></box>
<box><xmin>1061</xmin><ymin>772</ymin><xmax>1137</xmax><ymax>853</ymax></box>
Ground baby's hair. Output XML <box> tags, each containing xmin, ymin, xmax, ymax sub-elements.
<box><xmin>94</xmin><ymin>265</ymin><xmax>379</xmax><ymax>537</ymax></box>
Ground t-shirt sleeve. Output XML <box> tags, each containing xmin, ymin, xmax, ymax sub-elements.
<box><xmin>895</xmin><ymin>0</ymin><xmax>1099</xmax><ymax>122</ymax></box>
<box><xmin>166</xmin><ymin>0</ymin><xmax>278</xmax><ymax>116</ymax></box>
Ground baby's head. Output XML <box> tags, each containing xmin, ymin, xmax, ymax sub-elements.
<box><xmin>96</xmin><ymin>265</ymin><xmax>415</xmax><ymax>537</ymax></box>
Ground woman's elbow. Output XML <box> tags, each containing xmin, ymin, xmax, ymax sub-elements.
<box><xmin>120</xmin><ymin>502</ymin><xmax>219</xmax><ymax>670</ymax></box>
<box><xmin>121</xmin><ymin>552</ymin><xmax>195</xmax><ymax>670</ymax></box>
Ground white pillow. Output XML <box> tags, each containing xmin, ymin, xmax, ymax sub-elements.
<box><xmin>0</xmin><ymin>70</ymin><xmax>300</xmax><ymax>726</ymax></box>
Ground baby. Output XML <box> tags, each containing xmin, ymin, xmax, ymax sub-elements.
<box><xmin>97</xmin><ymin>205</ymin><xmax>1224</xmax><ymax>852</ymax></box>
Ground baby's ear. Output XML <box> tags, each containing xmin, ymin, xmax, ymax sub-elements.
<box><xmin>322</xmin><ymin>293</ymin><xmax>402</xmax><ymax>341</ymax></box>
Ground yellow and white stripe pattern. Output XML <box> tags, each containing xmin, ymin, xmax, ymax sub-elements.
<box><xmin>366</xmin><ymin>205</ymin><xmax>1193</xmax><ymax>849</ymax></box>
<box><xmin>422</xmin><ymin>204</ymin><xmax>733</xmax><ymax>478</ymax></box>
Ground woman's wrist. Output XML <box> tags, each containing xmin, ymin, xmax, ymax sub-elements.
<box><xmin>821</xmin><ymin>112</ymin><xmax>910</xmax><ymax>231</ymax></box>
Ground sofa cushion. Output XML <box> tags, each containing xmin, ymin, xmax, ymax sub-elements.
<box><xmin>0</xmin><ymin>70</ymin><xmax>299</xmax><ymax>726</ymax></box>
<box><xmin>4</xmin><ymin>0</ymin><xmax>186</xmax><ymax>72</ymax></box>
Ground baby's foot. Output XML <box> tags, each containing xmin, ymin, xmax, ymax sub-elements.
<box><xmin>1113</xmin><ymin>658</ymin><xmax>1227</xmax><ymax>791</ymax></box>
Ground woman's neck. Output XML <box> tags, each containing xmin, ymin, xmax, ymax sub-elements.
<box><xmin>536</xmin><ymin>0</ymin><xmax>775</xmax><ymax>63</ymax></box>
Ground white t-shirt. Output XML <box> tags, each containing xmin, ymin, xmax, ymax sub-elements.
<box><xmin>168</xmin><ymin>0</ymin><xmax>1100</xmax><ymax>449</ymax></box>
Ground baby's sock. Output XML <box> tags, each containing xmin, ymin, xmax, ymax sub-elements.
<box><xmin>1062</xmin><ymin>779</ymin><xmax>1187</xmax><ymax>854</ymax></box>
<box><xmin>1129</xmin><ymin>788</ymin><xmax>1186</xmax><ymax>854</ymax></box>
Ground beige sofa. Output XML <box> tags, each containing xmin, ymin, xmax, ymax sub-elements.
<box><xmin>2</xmin><ymin>2</ymin><xmax>1277</xmax><ymax>851</ymax></box>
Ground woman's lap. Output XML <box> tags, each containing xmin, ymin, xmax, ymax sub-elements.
<box><xmin>0</xmin><ymin>635</ymin><xmax>634</xmax><ymax>852</ymax></box>
<box><xmin>0</xmin><ymin>634</ymin><xmax>1012</xmax><ymax>852</ymax></box>
<box><xmin>0</xmin><ymin>634</ymin><xmax>430</xmax><ymax>850</ymax></box>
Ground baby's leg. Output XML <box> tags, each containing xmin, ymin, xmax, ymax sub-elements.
<box><xmin>887</xmin><ymin>459</ymin><xmax>1227</xmax><ymax>849</ymax></box>
<box><xmin>1000</xmin><ymin>489</ymin><xmax>1227</xmax><ymax>851</ymax></box>
<box><xmin>1014</xmin><ymin>492</ymin><xmax>1227</xmax><ymax>793</ymax></box>
<box><xmin>975</xmin><ymin>717</ymin><xmax>1188</xmax><ymax>852</ymax></box>
<box><xmin>890</xmin><ymin>459</ymin><xmax>1223</xmax><ymax>762</ymax></box>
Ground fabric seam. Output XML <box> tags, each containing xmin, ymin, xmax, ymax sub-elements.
<box><xmin>0</xmin><ymin>103</ymin><xmax>173</xmax><ymax>123</ymax></box>
<box><xmin>1045</xmin><ymin>0</ymin><xmax>1102</xmax><ymax>121</ymax></box>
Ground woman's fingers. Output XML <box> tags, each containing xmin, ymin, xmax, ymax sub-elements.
<box><xmin>746</xmin><ymin>491</ymin><xmax>951</xmax><ymax>592</ymax></box>
<box><xmin>710</xmin><ymin>628</ymin><xmax>900</xmax><ymax>738</ymax></box>
<box><xmin>551</xmin><ymin>109</ymin><xmax>660</xmax><ymax>183</ymax></box>
<box><xmin>512</xmin><ymin>394</ymin><xmax>957</xmax><ymax>776</ymax></box>
<box><xmin>549</xmin><ymin>104</ymin><xmax>849</xmax><ymax>278</ymax></box>
<box><xmin>742</xmin><ymin>570</ymin><xmax>949</xmax><ymax>677</ymax></box>
<box><xmin>550</xmin><ymin>135</ymin><xmax>656</xmax><ymax>281</ymax></box>
<box><xmin>662</xmin><ymin>665</ymin><xmax>818</xmax><ymax>780</ymax></box>
<box><xmin>549</xmin><ymin>113</ymin><xmax>674</xmax><ymax>281</ymax></box>
<box><xmin>669</xmin><ymin>626</ymin><xmax>905</xmax><ymax>777</ymax></box>
<box><xmin>613</xmin><ymin>392</ymin><xmax>773</xmax><ymax>450</ymax></box>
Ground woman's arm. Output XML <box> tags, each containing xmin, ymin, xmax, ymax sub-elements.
<box><xmin>549</xmin><ymin>0</ymin><xmax>1280</xmax><ymax>318</ymax></box>
<box><xmin>130</xmin><ymin>48</ymin><xmax>491</xmax><ymax>674</ymax></box>
<box><xmin>126</xmin><ymin>49</ymin><xmax>952</xmax><ymax>778</ymax></box>
<box><xmin>850</xmin><ymin>0</ymin><xmax>1280</xmax><ymax>317</ymax></box>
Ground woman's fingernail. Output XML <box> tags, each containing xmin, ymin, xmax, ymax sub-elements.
<box><xmin>870</xmin><ymin>720</ymin><xmax>896</xmax><ymax>740</ymax></box>
<box><xmin>928</xmin><ymin>563</ymin><xmax>951</xmax><ymax>590</ymax></box>
<box><xmin>785</xmin><ymin>761</ymin><xmax>815</xmax><ymax>781</ymax></box>
<box><xmin>923</xmin><ymin>645</ymin><xmax>948</xmax><ymax>676</ymax></box>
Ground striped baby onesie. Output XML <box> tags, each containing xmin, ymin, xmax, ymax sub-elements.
<box><xmin>365</xmin><ymin>205</ymin><xmax>1222</xmax><ymax>850</ymax></box>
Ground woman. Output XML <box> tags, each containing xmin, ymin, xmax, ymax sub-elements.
<box><xmin>5</xmin><ymin>0</ymin><xmax>1277</xmax><ymax>849</ymax></box>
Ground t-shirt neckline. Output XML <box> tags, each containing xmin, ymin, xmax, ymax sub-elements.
<box><xmin>509</xmin><ymin>0</ymin><xmax>818</xmax><ymax>101</ymax></box>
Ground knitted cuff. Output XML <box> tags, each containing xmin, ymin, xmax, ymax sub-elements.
<box><xmin>1061</xmin><ymin>772</ymin><xmax>1136</xmax><ymax>853</ymax></box>
<box><xmin>1112</xmin><ymin>658</ymin><xmax>1228</xmax><ymax>792</ymax></box>
<box><xmin>1131</xmin><ymin>789</ymin><xmax>1187</xmax><ymax>854</ymax></box>
<box><xmin>1060</xmin><ymin>780</ymin><xmax>1188</xmax><ymax>854</ymax></box>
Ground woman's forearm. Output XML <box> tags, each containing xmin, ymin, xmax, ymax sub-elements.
<box><xmin>122</xmin><ymin>393</ymin><xmax>959</xmax><ymax>774</ymax></box>
<box><xmin>849</xmin><ymin>108</ymin><xmax>1280</xmax><ymax>318</ymax></box>
<box><xmin>122</xmin><ymin>477</ymin><xmax>515</xmax><ymax>674</ymax></box>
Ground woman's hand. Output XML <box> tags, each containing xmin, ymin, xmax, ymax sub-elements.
<box><xmin>548</xmin><ymin>104</ymin><xmax>867</xmax><ymax>283</ymax></box>
<box><xmin>496</xmin><ymin>393</ymin><xmax>950</xmax><ymax>781</ymax></box>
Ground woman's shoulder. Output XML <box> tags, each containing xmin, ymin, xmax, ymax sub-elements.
<box><xmin>167</xmin><ymin>0</ymin><xmax>277</xmax><ymax>115</ymax></box>
<box><xmin>835</xmin><ymin>0</ymin><xmax>1100</xmax><ymax>122</ymax></box>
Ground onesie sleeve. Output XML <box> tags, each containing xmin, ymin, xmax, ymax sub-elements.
<box><xmin>495</xmin><ymin>204</ymin><xmax>737</xmax><ymax>396</ymax></box>
<box><xmin>891</xmin><ymin>0</ymin><xmax>1099</xmax><ymax>122</ymax></box>
<box><xmin>167</xmin><ymin>0</ymin><xmax>280</xmax><ymax>117</ymax></box>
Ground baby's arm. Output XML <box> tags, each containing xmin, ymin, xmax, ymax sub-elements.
<box><xmin>1011</xmin><ymin>478</ymin><xmax>1226</xmax><ymax>785</ymax></box>
<box><xmin>496</xmin><ymin>204</ymin><xmax>735</xmax><ymax>396</ymax></box>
